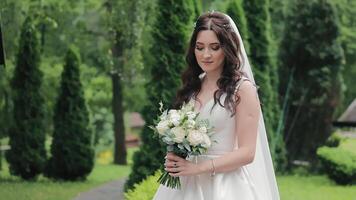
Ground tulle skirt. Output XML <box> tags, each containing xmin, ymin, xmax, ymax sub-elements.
<box><xmin>153</xmin><ymin>154</ymin><xmax>262</xmax><ymax>200</ymax></box>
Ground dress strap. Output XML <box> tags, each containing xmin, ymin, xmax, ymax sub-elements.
<box><xmin>234</xmin><ymin>76</ymin><xmax>259</xmax><ymax>95</ymax></box>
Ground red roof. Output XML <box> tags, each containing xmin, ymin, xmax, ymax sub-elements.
<box><xmin>129</xmin><ymin>112</ymin><xmax>145</xmax><ymax>128</ymax></box>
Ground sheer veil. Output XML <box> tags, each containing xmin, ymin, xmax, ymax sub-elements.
<box><xmin>224</xmin><ymin>14</ymin><xmax>280</xmax><ymax>200</ymax></box>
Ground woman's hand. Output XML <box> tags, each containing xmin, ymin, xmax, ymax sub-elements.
<box><xmin>164</xmin><ymin>152</ymin><xmax>202</xmax><ymax>177</ymax></box>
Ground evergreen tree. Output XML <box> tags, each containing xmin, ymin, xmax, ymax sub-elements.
<box><xmin>331</xmin><ymin>0</ymin><xmax>356</xmax><ymax>115</ymax></box>
<box><xmin>243</xmin><ymin>0</ymin><xmax>287</xmax><ymax>171</ymax></box>
<box><xmin>125</xmin><ymin>0</ymin><xmax>194</xmax><ymax>190</ymax></box>
<box><xmin>45</xmin><ymin>47</ymin><xmax>94</xmax><ymax>180</ymax></box>
<box><xmin>5</xmin><ymin>16</ymin><xmax>46</xmax><ymax>180</ymax></box>
<box><xmin>193</xmin><ymin>0</ymin><xmax>203</xmax><ymax>20</ymax></box>
<box><xmin>226</xmin><ymin>0</ymin><xmax>249</xmax><ymax>54</ymax></box>
<box><xmin>279</xmin><ymin>0</ymin><xmax>343</xmax><ymax>168</ymax></box>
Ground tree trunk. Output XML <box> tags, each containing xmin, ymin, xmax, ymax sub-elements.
<box><xmin>112</xmin><ymin>72</ymin><xmax>127</xmax><ymax>165</ymax></box>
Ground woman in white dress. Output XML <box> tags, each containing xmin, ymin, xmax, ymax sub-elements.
<box><xmin>153</xmin><ymin>11</ymin><xmax>280</xmax><ymax>200</ymax></box>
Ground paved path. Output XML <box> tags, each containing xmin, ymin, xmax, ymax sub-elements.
<box><xmin>73</xmin><ymin>178</ymin><xmax>126</xmax><ymax>200</ymax></box>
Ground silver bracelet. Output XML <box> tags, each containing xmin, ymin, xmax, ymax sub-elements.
<box><xmin>210</xmin><ymin>159</ymin><xmax>216</xmax><ymax>177</ymax></box>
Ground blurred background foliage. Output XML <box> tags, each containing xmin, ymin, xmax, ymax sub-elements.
<box><xmin>0</xmin><ymin>0</ymin><xmax>355</xmax><ymax>198</ymax></box>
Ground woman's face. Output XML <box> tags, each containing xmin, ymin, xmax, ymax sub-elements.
<box><xmin>194</xmin><ymin>30</ymin><xmax>225</xmax><ymax>74</ymax></box>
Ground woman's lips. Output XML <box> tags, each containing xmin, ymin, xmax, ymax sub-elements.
<box><xmin>202</xmin><ymin>61</ymin><xmax>213</xmax><ymax>64</ymax></box>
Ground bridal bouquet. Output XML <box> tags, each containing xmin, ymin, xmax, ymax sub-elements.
<box><xmin>149</xmin><ymin>101</ymin><xmax>215</xmax><ymax>189</ymax></box>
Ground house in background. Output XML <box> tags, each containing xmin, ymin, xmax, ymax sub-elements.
<box><xmin>333</xmin><ymin>99</ymin><xmax>356</xmax><ymax>127</ymax></box>
<box><xmin>126</xmin><ymin>112</ymin><xmax>145</xmax><ymax>147</ymax></box>
<box><xmin>333</xmin><ymin>99</ymin><xmax>356</xmax><ymax>138</ymax></box>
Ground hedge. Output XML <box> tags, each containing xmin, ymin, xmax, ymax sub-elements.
<box><xmin>317</xmin><ymin>146</ymin><xmax>356</xmax><ymax>185</ymax></box>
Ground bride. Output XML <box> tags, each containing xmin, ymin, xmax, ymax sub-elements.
<box><xmin>153</xmin><ymin>11</ymin><xmax>280</xmax><ymax>200</ymax></box>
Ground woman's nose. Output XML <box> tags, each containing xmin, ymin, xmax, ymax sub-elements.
<box><xmin>203</xmin><ymin>49</ymin><xmax>212</xmax><ymax>58</ymax></box>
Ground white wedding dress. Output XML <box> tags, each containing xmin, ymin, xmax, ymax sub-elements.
<box><xmin>153</xmin><ymin>78</ymin><xmax>267</xmax><ymax>200</ymax></box>
<box><xmin>153</xmin><ymin>13</ymin><xmax>280</xmax><ymax>200</ymax></box>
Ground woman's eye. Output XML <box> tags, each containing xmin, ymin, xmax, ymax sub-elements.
<box><xmin>195</xmin><ymin>46</ymin><xmax>203</xmax><ymax>51</ymax></box>
<box><xmin>211</xmin><ymin>46</ymin><xmax>220</xmax><ymax>51</ymax></box>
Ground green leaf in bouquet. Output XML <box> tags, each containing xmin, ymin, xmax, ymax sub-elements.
<box><xmin>194</xmin><ymin>112</ymin><xmax>200</xmax><ymax>120</ymax></box>
<box><xmin>167</xmin><ymin>145</ymin><xmax>174</xmax><ymax>152</ymax></box>
<box><xmin>196</xmin><ymin>119</ymin><xmax>209</xmax><ymax>128</ymax></box>
<box><xmin>162</xmin><ymin>136</ymin><xmax>174</xmax><ymax>145</ymax></box>
<box><xmin>159</xmin><ymin>110</ymin><xmax>168</xmax><ymax>121</ymax></box>
<box><xmin>183</xmin><ymin>143</ymin><xmax>191</xmax><ymax>152</ymax></box>
<box><xmin>177</xmin><ymin>144</ymin><xmax>184</xmax><ymax>150</ymax></box>
<box><xmin>148</xmin><ymin>125</ymin><xmax>156</xmax><ymax>131</ymax></box>
<box><xmin>159</xmin><ymin>101</ymin><xmax>164</xmax><ymax>113</ymax></box>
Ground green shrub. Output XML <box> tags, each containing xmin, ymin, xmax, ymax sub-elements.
<box><xmin>125</xmin><ymin>0</ymin><xmax>194</xmax><ymax>190</ymax></box>
<box><xmin>317</xmin><ymin>146</ymin><xmax>356</xmax><ymax>185</ymax></box>
<box><xmin>279</xmin><ymin>0</ymin><xmax>344</xmax><ymax>166</ymax></box>
<box><xmin>45</xmin><ymin>46</ymin><xmax>94</xmax><ymax>180</ymax></box>
<box><xmin>6</xmin><ymin>16</ymin><xmax>47</xmax><ymax>180</ymax></box>
<box><xmin>325</xmin><ymin>132</ymin><xmax>343</xmax><ymax>147</ymax></box>
<box><xmin>125</xmin><ymin>170</ymin><xmax>161</xmax><ymax>200</ymax></box>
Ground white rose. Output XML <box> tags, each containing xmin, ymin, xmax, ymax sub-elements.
<box><xmin>168</xmin><ymin>109</ymin><xmax>178</xmax><ymax>115</ymax></box>
<box><xmin>169</xmin><ymin>111</ymin><xmax>181</xmax><ymax>126</ymax></box>
<box><xmin>156</xmin><ymin>120</ymin><xmax>169</xmax><ymax>135</ymax></box>
<box><xmin>201</xmin><ymin>133</ymin><xmax>211</xmax><ymax>148</ymax></box>
<box><xmin>187</xmin><ymin>130</ymin><xmax>204</xmax><ymax>146</ymax></box>
<box><xmin>171</xmin><ymin>127</ymin><xmax>186</xmax><ymax>143</ymax></box>
<box><xmin>199</xmin><ymin>126</ymin><xmax>207</xmax><ymax>134</ymax></box>
<box><xmin>186</xmin><ymin>111</ymin><xmax>196</xmax><ymax>120</ymax></box>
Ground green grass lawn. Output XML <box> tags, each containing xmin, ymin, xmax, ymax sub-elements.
<box><xmin>1</xmin><ymin>137</ymin><xmax>355</xmax><ymax>200</ymax></box>
<box><xmin>0</xmin><ymin>147</ymin><xmax>138</xmax><ymax>200</ymax></box>
<box><xmin>278</xmin><ymin>175</ymin><xmax>356</xmax><ymax>200</ymax></box>
<box><xmin>277</xmin><ymin>136</ymin><xmax>356</xmax><ymax>200</ymax></box>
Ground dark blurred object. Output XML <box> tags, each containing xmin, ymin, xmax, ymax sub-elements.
<box><xmin>0</xmin><ymin>15</ymin><xmax>5</xmax><ymax>67</ymax></box>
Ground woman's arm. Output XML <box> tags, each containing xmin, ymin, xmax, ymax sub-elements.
<box><xmin>165</xmin><ymin>81</ymin><xmax>260</xmax><ymax>176</ymax></box>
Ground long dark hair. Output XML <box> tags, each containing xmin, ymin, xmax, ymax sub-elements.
<box><xmin>174</xmin><ymin>11</ymin><xmax>244</xmax><ymax>116</ymax></box>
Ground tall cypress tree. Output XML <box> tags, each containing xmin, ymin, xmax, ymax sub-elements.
<box><xmin>243</xmin><ymin>0</ymin><xmax>286</xmax><ymax>171</ymax></box>
<box><xmin>45</xmin><ymin>47</ymin><xmax>94</xmax><ymax>180</ymax></box>
<box><xmin>226</xmin><ymin>0</ymin><xmax>249</xmax><ymax>54</ymax></box>
<box><xmin>125</xmin><ymin>0</ymin><xmax>194</xmax><ymax>190</ymax></box>
<box><xmin>193</xmin><ymin>0</ymin><xmax>203</xmax><ymax>20</ymax></box>
<box><xmin>5</xmin><ymin>16</ymin><xmax>46</xmax><ymax>180</ymax></box>
<box><xmin>279</xmin><ymin>0</ymin><xmax>343</xmax><ymax>168</ymax></box>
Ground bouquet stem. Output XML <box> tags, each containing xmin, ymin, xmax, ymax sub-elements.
<box><xmin>158</xmin><ymin>145</ymin><xmax>187</xmax><ymax>189</ymax></box>
<box><xmin>158</xmin><ymin>171</ymin><xmax>181</xmax><ymax>189</ymax></box>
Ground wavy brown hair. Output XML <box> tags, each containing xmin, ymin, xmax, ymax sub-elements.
<box><xmin>173</xmin><ymin>11</ymin><xmax>245</xmax><ymax>116</ymax></box>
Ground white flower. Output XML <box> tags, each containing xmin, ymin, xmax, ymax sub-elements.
<box><xmin>156</xmin><ymin>120</ymin><xmax>169</xmax><ymax>135</ymax></box>
<box><xmin>201</xmin><ymin>133</ymin><xmax>211</xmax><ymax>148</ymax></box>
<box><xmin>187</xmin><ymin>130</ymin><xmax>204</xmax><ymax>146</ymax></box>
<box><xmin>199</xmin><ymin>126</ymin><xmax>207</xmax><ymax>134</ymax></box>
<box><xmin>186</xmin><ymin>119</ymin><xmax>196</xmax><ymax>128</ymax></box>
<box><xmin>168</xmin><ymin>109</ymin><xmax>178</xmax><ymax>115</ymax></box>
<box><xmin>169</xmin><ymin>110</ymin><xmax>181</xmax><ymax>126</ymax></box>
<box><xmin>171</xmin><ymin>127</ymin><xmax>186</xmax><ymax>143</ymax></box>
<box><xmin>186</xmin><ymin>111</ymin><xmax>196</xmax><ymax>120</ymax></box>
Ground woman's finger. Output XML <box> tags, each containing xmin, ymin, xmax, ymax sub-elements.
<box><xmin>166</xmin><ymin>154</ymin><xmax>185</xmax><ymax>162</ymax></box>
<box><xmin>165</xmin><ymin>161</ymin><xmax>181</xmax><ymax>168</ymax></box>
<box><xmin>166</xmin><ymin>152</ymin><xmax>175</xmax><ymax>156</ymax></box>
<box><xmin>164</xmin><ymin>161</ymin><xmax>174</xmax><ymax>168</ymax></box>
<box><xmin>165</xmin><ymin>166</ymin><xmax>183</xmax><ymax>173</ymax></box>
<box><xmin>169</xmin><ymin>172</ymin><xmax>182</xmax><ymax>177</ymax></box>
